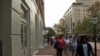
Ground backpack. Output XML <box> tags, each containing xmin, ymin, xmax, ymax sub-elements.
<box><xmin>58</xmin><ymin>39</ymin><xmax>65</xmax><ymax>49</ymax></box>
<box><xmin>54</xmin><ymin>41</ymin><xmax>60</xmax><ymax>49</ymax></box>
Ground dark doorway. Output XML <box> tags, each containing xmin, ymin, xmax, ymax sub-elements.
<box><xmin>0</xmin><ymin>41</ymin><xmax>2</xmax><ymax>56</ymax></box>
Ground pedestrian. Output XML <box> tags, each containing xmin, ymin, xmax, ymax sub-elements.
<box><xmin>54</xmin><ymin>37</ymin><xmax>60</xmax><ymax>56</ymax></box>
<box><xmin>69</xmin><ymin>36</ymin><xmax>74</xmax><ymax>54</ymax></box>
<box><xmin>47</xmin><ymin>36</ymin><xmax>50</xmax><ymax>45</ymax></box>
<box><xmin>50</xmin><ymin>37</ymin><xmax>54</xmax><ymax>46</ymax></box>
<box><xmin>72</xmin><ymin>37</ymin><xmax>78</xmax><ymax>56</ymax></box>
<box><xmin>54</xmin><ymin>35</ymin><xmax>65</xmax><ymax>56</ymax></box>
<box><xmin>75</xmin><ymin>35</ymin><xmax>94</xmax><ymax>56</ymax></box>
<box><xmin>64</xmin><ymin>37</ymin><xmax>70</xmax><ymax>55</ymax></box>
<box><xmin>76</xmin><ymin>36</ymin><xmax>81</xmax><ymax>46</ymax></box>
<box><xmin>43</xmin><ymin>35</ymin><xmax>48</xmax><ymax>47</ymax></box>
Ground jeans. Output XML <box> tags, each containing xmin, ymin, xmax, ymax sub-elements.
<box><xmin>56</xmin><ymin>48</ymin><xmax>63</xmax><ymax>56</ymax></box>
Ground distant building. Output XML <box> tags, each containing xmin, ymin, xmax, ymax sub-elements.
<box><xmin>0</xmin><ymin>0</ymin><xmax>45</xmax><ymax>56</ymax></box>
<box><xmin>35</xmin><ymin>0</ymin><xmax>45</xmax><ymax>25</ymax></box>
<box><xmin>63</xmin><ymin>0</ymin><xmax>99</xmax><ymax>36</ymax></box>
<box><xmin>56</xmin><ymin>18</ymin><xmax>65</xmax><ymax>35</ymax></box>
<box><xmin>59</xmin><ymin>19</ymin><xmax>65</xmax><ymax>26</ymax></box>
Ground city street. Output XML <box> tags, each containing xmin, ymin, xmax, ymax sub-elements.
<box><xmin>1</xmin><ymin>0</ymin><xmax>100</xmax><ymax>56</ymax></box>
<box><xmin>36</xmin><ymin>42</ymin><xmax>100</xmax><ymax>56</ymax></box>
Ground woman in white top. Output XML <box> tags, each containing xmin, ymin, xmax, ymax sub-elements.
<box><xmin>64</xmin><ymin>38</ymin><xmax>70</xmax><ymax>55</ymax></box>
<box><xmin>75</xmin><ymin>35</ymin><xmax>94</xmax><ymax>56</ymax></box>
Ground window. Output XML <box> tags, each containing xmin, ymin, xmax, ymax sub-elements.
<box><xmin>73</xmin><ymin>23</ymin><xmax>75</xmax><ymax>27</ymax></box>
<box><xmin>21</xmin><ymin>24</ymin><xmax>28</xmax><ymax>49</ymax></box>
<box><xmin>21</xmin><ymin>0</ymin><xmax>29</xmax><ymax>49</ymax></box>
<box><xmin>21</xmin><ymin>24</ymin><xmax>24</xmax><ymax>48</ymax></box>
<box><xmin>24</xmin><ymin>26</ymin><xmax>27</xmax><ymax>47</ymax></box>
<box><xmin>21</xmin><ymin>5</ymin><xmax>29</xmax><ymax>20</ymax></box>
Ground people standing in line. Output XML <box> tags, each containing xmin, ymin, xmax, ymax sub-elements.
<box><xmin>54</xmin><ymin>35</ymin><xmax>65</xmax><ymax>56</ymax></box>
<box><xmin>75</xmin><ymin>35</ymin><xmax>94</xmax><ymax>56</ymax></box>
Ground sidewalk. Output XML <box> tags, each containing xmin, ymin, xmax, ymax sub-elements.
<box><xmin>36</xmin><ymin>43</ymin><xmax>100</xmax><ymax>56</ymax></box>
<box><xmin>90</xmin><ymin>42</ymin><xmax>100</xmax><ymax>56</ymax></box>
<box><xmin>36</xmin><ymin>45</ymin><xmax>71</xmax><ymax>56</ymax></box>
<box><xmin>90</xmin><ymin>42</ymin><xmax>100</xmax><ymax>50</ymax></box>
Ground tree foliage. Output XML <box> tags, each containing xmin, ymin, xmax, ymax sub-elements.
<box><xmin>53</xmin><ymin>24</ymin><xmax>66</xmax><ymax>35</ymax></box>
<box><xmin>74</xmin><ymin>1</ymin><xmax>100</xmax><ymax>35</ymax></box>
<box><xmin>74</xmin><ymin>21</ymin><xmax>82</xmax><ymax>35</ymax></box>
<box><xmin>88</xmin><ymin>1</ymin><xmax>100</xmax><ymax>34</ymax></box>
<box><xmin>88</xmin><ymin>1</ymin><xmax>100</xmax><ymax>16</ymax></box>
<box><xmin>46</xmin><ymin>27</ymin><xmax>56</xmax><ymax>36</ymax></box>
<box><xmin>74</xmin><ymin>17</ymin><xmax>94</xmax><ymax>35</ymax></box>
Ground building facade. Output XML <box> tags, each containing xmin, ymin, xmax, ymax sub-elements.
<box><xmin>63</xmin><ymin>0</ymin><xmax>99</xmax><ymax>36</ymax></box>
<box><xmin>64</xmin><ymin>6</ymin><xmax>73</xmax><ymax>36</ymax></box>
<box><xmin>0</xmin><ymin>0</ymin><xmax>44</xmax><ymax>56</ymax></box>
<box><xmin>59</xmin><ymin>19</ymin><xmax>65</xmax><ymax>26</ymax></box>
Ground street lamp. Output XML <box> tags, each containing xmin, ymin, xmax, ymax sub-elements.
<box><xmin>92</xmin><ymin>16</ymin><xmax>98</xmax><ymax>56</ymax></box>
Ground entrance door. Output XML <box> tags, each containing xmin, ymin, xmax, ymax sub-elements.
<box><xmin>0</xmin><ymin>41</ymin><xmax>2</xmax><ymax>56</ymax></box>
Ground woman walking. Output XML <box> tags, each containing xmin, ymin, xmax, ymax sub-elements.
<box><xmin>75</xmin><ymin>35</ymin><xmax>94</xmax><ymax>56</ymax></box>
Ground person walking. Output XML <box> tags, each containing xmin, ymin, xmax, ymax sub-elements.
<box><xmin>64</xmin><ymin>37</ymin><xmax>70</xmax><ymax>55</ymax></box>
<box><xmin>54</xmin><ymin>35</ymin><xmax>65</xmax><ymax>56</ymax></box>
<box><xmin>54</xmin><ymin>37</ymin><xmax>60</xmax><ymax>56</ymax></box>
<box><xmin>72</xmin><ymin>37</ymin><xmax>77</xmax><ymax>56</ymax></box>
<box><xmin>75</xmin><ymin>35</ymin><xmax>94</xmax><ymax>56</ymax></box>
<box><xmin>50</xmin><ymin>37</ymin><xmax>54</xmax><ymax>46</ymax></box>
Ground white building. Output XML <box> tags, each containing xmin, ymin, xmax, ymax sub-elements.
<box><xmin>63</xmin><ymin>0</ymin><xmax>99</xmax><ymax>36</ymax></box>
<box><xmin>0</xmin><ymin>0</ymin><xmax>45</xmax><ymax>56</ymax></box>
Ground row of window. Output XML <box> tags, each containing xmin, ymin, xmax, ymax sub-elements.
<box><xmin>21</xmin><ymin>0</ymin><xmax>29</xmax><ymax>51</ymax></box>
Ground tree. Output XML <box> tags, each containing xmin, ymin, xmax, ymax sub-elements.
<box><xmin>88</xmin><ymin>1</ymin><xmax>100</xmax><ymax>34</ymax></box>
<box><xmin>74</xmin><ymin>1</ymin><xmax>100</xmax><ymax>39</ymax></box>
<box><xmin>74</xmin><ymin>20</ymin><xmax>82</xmax><ymax>35</ymax></box>
<box><xmin>81</xmin><ymin>17</ymin><xmax>93</xmax><ymax>34</ymax></box>
<box><xmin>74</xmin><ymin>17</ymin><xmax>94</xmax><ymax>35</ymax></box>
<box><xmin>88</xmin><ymin>1</ymin><xmax>100</xmax><ymax>16</ymax></box>
<box><xmin>53</xmin><ymin>24</ymin><xmax>66</xmax><ymax>36</ymax></box>
<box><xmin>46</xmin><ymin>27</ymin><xmax>56</xmax><ymax>36</ymax></box>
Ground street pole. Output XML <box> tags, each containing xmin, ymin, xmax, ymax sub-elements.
<box><xmin>92</xmin><ymin>16</ymin><xmax>98</xmax><ymax>56</ymax></box>
<box><xmin>94</xmin><ymin>24</ymin><xmax>97</xmax><ymax>56</ymax></box>
<box><xmin>71</xmin><ymin>17</ymin><xmax>73</xmax><ymax>56</ymax></box>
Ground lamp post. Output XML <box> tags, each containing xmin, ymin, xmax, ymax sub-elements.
<box><xmin>92</xmin><ymin>16</ymin><xmax>98</xmax><ymax>56</ymax></box>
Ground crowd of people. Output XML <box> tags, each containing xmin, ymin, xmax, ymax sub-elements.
<box><xmin>43</xmin><ymin>34</ymin><xmax>95</xmax><ymax>56</ymax></box>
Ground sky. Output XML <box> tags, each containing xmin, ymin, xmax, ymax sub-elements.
<box><xmin>44</xmin><ymin>0</ymin><xmax>75</xmax><ymax>27</ymax></box>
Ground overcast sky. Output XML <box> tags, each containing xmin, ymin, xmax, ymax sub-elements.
<box><xmin>44</xmin><ymin>0</ymin><xmax>75</xmax><ymax>27</ymax></box>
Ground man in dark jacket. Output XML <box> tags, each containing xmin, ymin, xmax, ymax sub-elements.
<box><xmin>75</xmin><ymin>35</ymin><xmax>94</xmax><ymax>56</ymax></box>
